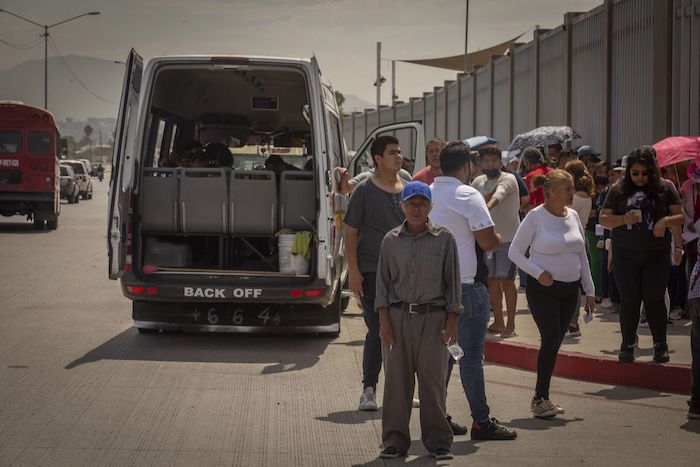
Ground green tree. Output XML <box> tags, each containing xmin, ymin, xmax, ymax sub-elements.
<box><xmin>334</xmin><ymin>90</ymin><xmax>346</xmax><ymax>118</ymax></box>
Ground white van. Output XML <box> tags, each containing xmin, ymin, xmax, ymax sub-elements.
<box><xmin>108</xmin><ymin>50</ymin><xmax>424</xmax><ymax>335</ymax></box>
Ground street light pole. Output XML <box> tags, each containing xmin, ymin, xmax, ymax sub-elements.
<box><xmin>464</xmin><ymin>0</ymin><xmax>470</xmax><ymax>73</ymax></box>
<box><xmin>0</xmin><ymin>9</ymin><xmax>100</xmax><ymax>110</ymax></box>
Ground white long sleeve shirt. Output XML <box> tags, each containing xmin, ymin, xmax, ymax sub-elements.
<box><xmin>508</xmin><ymin>205</ymin><xmax>595</xmax><ymax>297</ymax></box>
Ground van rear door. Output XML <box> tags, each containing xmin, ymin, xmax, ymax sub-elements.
<box><xmin>108</xmin><ymin>49</ymin><xmax>142</xmax><ymax>279</ymax></box>
<box><xmin>348</xmin><ymin>122</ymin><xmax>425</xmax><ymax>177</ymax></box>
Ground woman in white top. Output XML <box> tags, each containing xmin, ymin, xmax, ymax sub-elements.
<box><xmin>508</xmin><ymin>170</ymin><xmax>595</xmax><ymax>419</ymax></box>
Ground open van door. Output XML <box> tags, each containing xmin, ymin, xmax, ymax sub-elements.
<box><xmin>348</xmin><ymin>122</ymin><xmax>425</xmax><ymax>178</ymax></box>
<box><xmin>108</xmin><ymin>49</ymin><xmax>142</xmax><ymax>279</ymax></box>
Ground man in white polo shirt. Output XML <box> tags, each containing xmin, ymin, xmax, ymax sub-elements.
<box><xmin>430</xmin><ymin>141</ymin><xmax>517</xmax><ymax>441</ymax></box>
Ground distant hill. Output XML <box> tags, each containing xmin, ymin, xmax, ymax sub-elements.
<box><xmin>342</xmin><ymin>94</ymin><xmax>374</xmax><ymax>113</ymax></box>
<box><xmin>0</xmin><ymin>55</ymin><xmax>124</xmax><ymax>121</ymax></box>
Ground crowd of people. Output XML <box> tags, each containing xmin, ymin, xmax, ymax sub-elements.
<box><xmin>338</xmin><ymin>135</ymin><xmax>700</xmax><ymax>460</ymax></box>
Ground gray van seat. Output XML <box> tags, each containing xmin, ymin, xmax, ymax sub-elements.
<box><xmin>179</xmin><ymin>168</ymin><xmax>228</xmax><ymax>234</ymax></box>
<box><xmin>140</xmin><ymin>168</ymin><xmax>179</xmax><ymax>232</ymax></box>
<box><xmin>279</xmin><ymin>170</ymin><xmax>315</xmax><ymax>230</ymax></box>
<box><xmin>229</xmin><ymin>169</ymin><xmax>277</xmax><ymax>235</ymax></box>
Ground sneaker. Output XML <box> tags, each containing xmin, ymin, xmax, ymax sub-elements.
<box><xmin>567</xmin><ymin>325</ymin><xmax>581</xmax><ymax>337</ymax></box>
<box><xmin>633</xmin><ymin>334</ymin><xmax>639</xmax><ymax>348</ymax></box>
<box><xmin>471</xmin><ymin>417</ymin><xmax>517</xmax><ymax>440</ymax></box>
<box><xmin>549</xmin><ymin>401</ymin><xmax>566</xmax><ymax>414</ymax></box>
<box><xmin>669</xmin><ymin>308</ymin><xmax>685</xmax><ymax>320</ymax></box>
<box><xmin>412</xmin><ymin>398</ymin><xmax>420</xmax><ymax>408</ymax></box>
<box><xmin>531</xmin><ymin>398</ymin><xmax>557</xmax><ymax>418</ymax></box>
<box><xmin>379</xmin><ymin>447</ymin><xmax>403</xmax><ymax>459</ymax></box>
<box><xmin>688</xmin><ymin>403</ymin><xmax>700</xmax><ymax>420</ymax></box>
<box><xmin>653</xmin><ymin>342</ymin><xmax>670</xmax><ymax>363</ymax></box>
<box><xmin>601</xmin><ymin>298</ymin><xmax>613</xmax><ymax>309</ymax></box>
<box><xmin>431</xmin><ymin>448</ymin><xmax>453</xmax><ymax>460</ymax></box>
<box><xmin>446</xmin><ymin>415</ymin><xmax>468</xmax><ymax>435</ymax></box>
<box><xmin>359</xmin><ymin>387</ymin><xmax>378</xmax><ymax>411</ymax></box>
<box><xmin>619</xmin><ymin>344</ymin><xmax>635</xmax><ymax>363</ymax></box>
<box><xmin>611</xmin><ymin>302</ymin><xmax>620</xmax><ymax>313</ymax></box>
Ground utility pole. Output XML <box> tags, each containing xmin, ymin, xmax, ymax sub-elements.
<box><xmin>464</xmin><ymin>0</ymin><xmax>470</xmax><ymax>73</ymax></box>
<box><xmin>0</xmin><ymin>8</ymin><xmax>100</xmax><ymax>109</ymax></box>
<box><xmin>391</xmin><ymin>60</ymin><xmax>397</xmax><ymax>106</ymax></box>
<box><xmin>376</xmin><ymin>42</ymin><xmax>382</xmax><ymax>127</ymax></box>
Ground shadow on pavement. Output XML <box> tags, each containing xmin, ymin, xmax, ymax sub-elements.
<box><xmin>65</xmin><ymin>328</ymin><xmax>330</xmax><ymax>374</ymax></box>
<box><xmin>331</xmin><ymin>339</ymin><xmax>365</xmax><ymax>347</ymax></box>
<box><xmin>315</xmin><ymin>408</ymin><xmax>382</xmax><ymax>425</ymax></box>
<box><xmin>584</xmin><ymin>386</ymin><xmax>671</xmax><ymax>400</ymax></box>
<box><xmin>507</xmin><ymin>416</ymin><xmax>584</xmax><ymax>430</ymax></box>
<box><xmin>680</xmin><ymin>420</ymin><xmax>700</xmax><ymax>433</ymax></box>
<box><xmin>0</xmin><ymin>222</ymin><xmax>52</xmax><ymax>234</ymax></box>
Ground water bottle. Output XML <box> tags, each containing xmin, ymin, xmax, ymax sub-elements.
<box><xmin>446</xmin><ymin>342</ymin><xmax>464</xmax><ymax>361</ymax></box>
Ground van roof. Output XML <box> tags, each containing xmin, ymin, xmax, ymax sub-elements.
<box><xmin>148</xmin><ymin>55</ymin><xmax>312</xmax><ymax>66</ymax></box>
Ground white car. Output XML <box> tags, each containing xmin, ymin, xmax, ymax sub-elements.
<box><xmin>62</xmin><ymin>159</ymin><xmax>93</xmax><ymax>199</ymax></box>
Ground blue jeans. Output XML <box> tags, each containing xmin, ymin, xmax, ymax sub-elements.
<box><xmin>447</xmin><ymin>282</ymin><xmax>491</xmax><ymax>424</ymax></box>
<box><xmin>360</xmin><ymin>272</ymin><xmax>382</xmax><ymax>389</ymax></box>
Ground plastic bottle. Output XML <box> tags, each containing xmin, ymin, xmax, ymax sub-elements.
<box><xmin>446</xmin><ymin>342</ymin><xmax>464</xmax><ymax>361</ymax></box>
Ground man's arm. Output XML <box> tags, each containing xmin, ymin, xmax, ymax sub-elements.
<box><xmin>474</xmin><ymin>226</ymin><xmax>502</xmax><ymax>252</ymax></box>
<box><xmin>344</xmin><ymin>225</ymin><xmax>363</xmax><ymax>297</ymax></box>
<box><xmin>376</xmin><ymin>237</ymin><xmax>395</xmax><ymax>347</ymax></box>
<box><xmin>486</xmin><ymin>175</ymin><xmax>517</xmax><ymax>210</ymax></box>
<box><xmin>441</xmin><ymin>234</ymin><xmax>463</xmax><ymax>344</ymax></box>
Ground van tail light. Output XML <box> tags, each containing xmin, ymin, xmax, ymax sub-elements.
<box><xmin>290</xmin><ymin>290</ymin><xmax>303</xmax><ymax>297</ymax></box>
<box><xmin>127</xmin><ymin>285</ymin><xmax>144</xmax><ymax>294</ymax></box>
<box><xmin>304</xmin><ymin>289</ymin><xmax>325</xmax><ymax>297</ymax></box>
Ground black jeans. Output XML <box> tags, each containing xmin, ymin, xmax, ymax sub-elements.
<box><xmin>360</xmin><ymin>272</ymin><xmax>382</xmax><ymax>389</ymax></box>
<box><xmin>690</xmin><ymin>300</ymin><xmax>700</xmax><ymax>410</ymax></box>
<box><xmin>526</xmin><ymin>276</ymin><xmax>580</xmax><ymax>400</ymax></box>
<box><xmin>612</xmin><ymin>245</ymin><xmax>671</xmax><ymax>347</ymax></box>
<box><xmin>669</xmin><ymin>254</ymin><xmax>688</xmax><ymax>310</ymax></box>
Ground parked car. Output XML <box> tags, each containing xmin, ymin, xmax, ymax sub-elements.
<box><xmin>63</xmin><ymin>159</ymin><xmax>93</xmax><ymax>199</ymax></box>
<box><xmin>79</xmin><ymin>158</ymin><xmax>93</xmax><ymax>176</ymax></box>
<box><xmin>59</xmin><ymin>164</ymin><xmax>80</xmax><ymax>204</ymax></box>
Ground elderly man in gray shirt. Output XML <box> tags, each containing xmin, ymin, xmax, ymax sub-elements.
<box><xmin>375</xmin><ymin>181</ymin><xmax>463</xmax><ymax>460</ymax></box>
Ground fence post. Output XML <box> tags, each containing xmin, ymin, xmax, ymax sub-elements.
<box><xmin>509</xmin><ymin>49</ymin><xmax>515</xmax><ymax>142</ymax></box>
<box><xmin>534</xmin><ymin>27</ymin><xmax>542</xmax><ymax>128</ymax></box>
<box><xmin>603</xmin><ymin>0</ymin><xmax>613</xmax><ymax>158</ymax></box>
<box><xmin>472</xmin><ymin>68</ymin><xmax>479</xmax><ymax>137</ymax></box>
<box><xmin>457</xmin><ymin>73</ymin><xmax>465</xmax><ymax>140</ymax></box>
<box><xmin>489</xmin><ymin>55</ymin><xmax>496</xmax><ymax>137</ymax></box>
<box><xmin>563</xmin><ymin>12</ymin><xmax>581</xmax><ymax>130</ymax></box>
<box><xmin>434</xmin><ymin>86</ymin><xmax>441</xmax><ymax>139</ymax></box>
<box><xmin>651</xmin><ymin>0</ymin><xmax>673</xmax><ymax>142</ymax></box>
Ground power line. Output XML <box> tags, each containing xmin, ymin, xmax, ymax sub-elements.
<box><xmin>47</xmin><ymin>36</ymin><xmax>116</xmax><ymax>104</ymax></box>
<box><xmin>0</xmin><ymin>36</ymin><xmax>43</xmax><ymax>49</ymax></box>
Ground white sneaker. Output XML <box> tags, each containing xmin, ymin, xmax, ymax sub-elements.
<box><xmin>359</xmin><ymin>387</ymin><xmax>378</xmax><ymax>411</ymax></box>
<box><xmin>601</xmin><ymin>298</ymin><xmax>613</xmax><ymax>309</ymax></box>
<box><xmin>549</xmin><ymin>400</ymin><xmax>566</xmax><ymax>414</ymax></box>
<box><xmin>531</xmin><ymin>398</ymin><xmax>557</xmax><ymax>418</ymax></box>
<box><xmin>412</xmin><ymin>398</ymin><xmax>420</xmax><ymax>408</ymax></box>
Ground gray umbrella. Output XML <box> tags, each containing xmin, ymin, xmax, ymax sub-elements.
<box><xmin>508</xmin><ymin>126</ymin><xmax>580</xmax><ymax>152</ymax></box>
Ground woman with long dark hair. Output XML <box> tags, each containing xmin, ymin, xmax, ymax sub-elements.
<box><xmin>600</xmin><ymin>146</ymin><xmax>684</xmax><ymax>363</ymax></box>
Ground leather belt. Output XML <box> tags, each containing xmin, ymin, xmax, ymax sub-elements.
<box><xmin>399</xmin><ymin>302</ymin><xmax>445</xmax><ymax>314</ymax></box>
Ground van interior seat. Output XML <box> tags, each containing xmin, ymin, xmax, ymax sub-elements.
<box><xmin>140</xmin><ymin>168</ymin><xmax>179</xmax><ymax>232</ymax></box>
<box><xmin>279</xmin><ymin>170</ymin><xmax>315</xmax><ymax>230</ymax></box>
<box><xmin>229</xmin><ymin>169</ymin><xmax>277</xmax><ymax>235</ymax></box>
<box><xmin>179</xmin><ymin>168</ymin><xmax>228</xmax><ymax>234</ymax></box>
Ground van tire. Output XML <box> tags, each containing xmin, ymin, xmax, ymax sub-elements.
<box><xmin>33</xmin><ymin>218</ymin><xmax>44</xmax><ymax>229</ymax></box>
<box><xmin>137</xmin><ymin>327</ymin><xmax>159</xmax><ymax>334</ymax></box>
<box><xmin>47</xmin><ymin>216</ymin><xmax>58</xmax><ymax>230</ymax></box>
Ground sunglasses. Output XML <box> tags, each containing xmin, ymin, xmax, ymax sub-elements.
<box><xmin>630</xmin><ymin>171</ymin><xmax>649</xmax><ymax>177</ymax></box>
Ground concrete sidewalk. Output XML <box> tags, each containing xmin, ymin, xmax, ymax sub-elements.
<box><xmin>484</xmin><ymin>287</ymin><xmax>694</xmax><ymax>394</ymax></box>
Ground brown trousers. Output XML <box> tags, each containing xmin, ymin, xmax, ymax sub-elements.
<box><xmin>381</xmin><ymin>306</ymin><xmax>452</xmax><ymax>454</ymax></box>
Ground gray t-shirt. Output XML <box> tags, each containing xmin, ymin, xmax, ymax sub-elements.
<box><xmin>344</xmin><ymin>177</ymin><xmax>407</xmax><ymax>274</ymax></box>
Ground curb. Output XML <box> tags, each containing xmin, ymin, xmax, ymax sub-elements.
<box><xmin>484</xmin><ymin>339</ymin><xmax>691</xmax><ymax>395</ymax></box>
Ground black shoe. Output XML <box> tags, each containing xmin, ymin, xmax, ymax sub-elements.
<box><xmin>688</xmin><ymin>401</ymin><xmax>700</xmax><ymax>420</ymax></box>
<box><xmin>447</xmin><ymin>414</ymin><xmax>468</xmax><ymax>435</ymax></box>
<box><xmin>379</xmin><ymin>447</ymin><xmax>404</xmax><ymax>459</ymax></box>
<box><xmin>653</xmin><ymin>342</ymin><xmax>670</xmax><ymax>363</ymax></box>
<box><xmin>618</xmin><ymin>344</ymin><xmax>635</xmax><ymax>363</ymax></box>
<box><xmin>471</xmin><ymin>417</ymin><xmax>517</xmax><ymax>440</ymax></box>
<box><xmin>431</xmin><ymin>448</ymin><xmax>454</xmax><ymax>460</ymax></box>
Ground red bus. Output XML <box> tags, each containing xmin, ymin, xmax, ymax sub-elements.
<box><xmin>0</xmin><ymin>101</ymin><xmax>60</xmax><ymax>229</ymax></box>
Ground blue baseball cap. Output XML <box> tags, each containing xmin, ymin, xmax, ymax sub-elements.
<box><xmin>401</xmin><ymin>181</ymin><xmax>432</xmax><ymax>202</ymax></box>
<box><xmin>577</xmin><ymin>145</ymin><xmax>601</xmax><ymax>157</ymax></box>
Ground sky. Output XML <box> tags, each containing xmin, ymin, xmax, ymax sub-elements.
<box><xmin>1</xmin><ymin>0</ymin><xmax>602</xmax><ymax>108</ymax></box>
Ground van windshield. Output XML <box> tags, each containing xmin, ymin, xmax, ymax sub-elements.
<box><xmin>67</xmin><ymin>162</ymin><xmax>85</xmax><ymax>174</ymax></box>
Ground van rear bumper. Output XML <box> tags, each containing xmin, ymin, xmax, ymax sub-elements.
<box><xmin>132</xmin><ymin>300</ymin><xmax>340</xmax><ymax>331</ymax></box>
<box><xmin>120</xmin><ymin>277</ymin><xmax>336</xmax><ymax>305</ymax></box>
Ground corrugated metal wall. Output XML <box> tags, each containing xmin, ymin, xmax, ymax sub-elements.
<box><xmin>424</xmin><ymin>92</ymin><xmax>436</xmax><ymax>140</ymax></box>
<box><xmin>475</xmin><ymin>66</ymin><xmax>492</xmax><ymax>136</ymax></box>
<box><xmin>394</xmin><ymin>102</ymin><xmax>413</xmax><ymax>154</ymax></box>
<box><xmin>341</xmin><ymin>0</ymin><xmax>689</xmax><ymax>155</ymax></box>
<box><xmin>380</xmin><ymin>106</ymin><xmax>393</xmax><ymax>127</ymax></box>
<box><xmin>435</xmin><ymin>87</ymin><xmax>447</xmax><ymax>139</ymax></box>
<box><xmin>459</xmin><ymin>74</ymin><xmax>474</xmax><ymax>139</ymax></box>
<box><xmin>512</xmin><ymin>43</ymin><xmax>535</xmax><ymax>136</ymax></box>
<box><xmin>672</xmin><ymin>0</ymin><xmax>700</xmax><ymax>136</ymax></box>
<box><xmin>446</xmin><ymin>81</ymin><xmax>460</xmax><ymax>141</ymax></box>
<box><xmin>571</xmin><ymin>7</ymin><xmax>604</xmax><ymax>151</ymax></box>
<box><xmin>610</xmin><ymin>0</ymin><xmax>654</xmax><ymax>159</ymax></box>
<box><xmin>492</xmin><ymin>56</ymin><xmax>511</xmax><ymax>146</ymax></box>
<box><xmin>538</xmin><ymin>28</ymin><xmax>566</xmax><ymax>127</ymax></box>
<box><xmin>342</xmin><ymin>112</ymin><xmax>353</xmax><ymax>148</ymax></box>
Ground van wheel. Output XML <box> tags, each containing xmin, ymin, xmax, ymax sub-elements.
<box><xmin>74</xmin><ymin>192</ymin><xmax>79</xmax><ymax>204</ymax></box>
<box><xmin>47</xmin><ymin>216</ymin><xmax>58</xmax><ymax>230</ymax></box>
<box><xmin>341</xmin><ymin>296</ymin><xmax>350</xmax><ymax>311</ymax></box>
<box><xmin>33</xmin><ymin>218</ymin><xmax>44</xmax><ymax>229</ymax></box>
<box><xmin>87</xmin><ymin>188</ymin><xmax>93</xmax><ymax>200</ymax></box>
<box><xmin>137</xmin><ymin>327</ymin><xmax>159</xmax><ymax>334</ymax></box>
